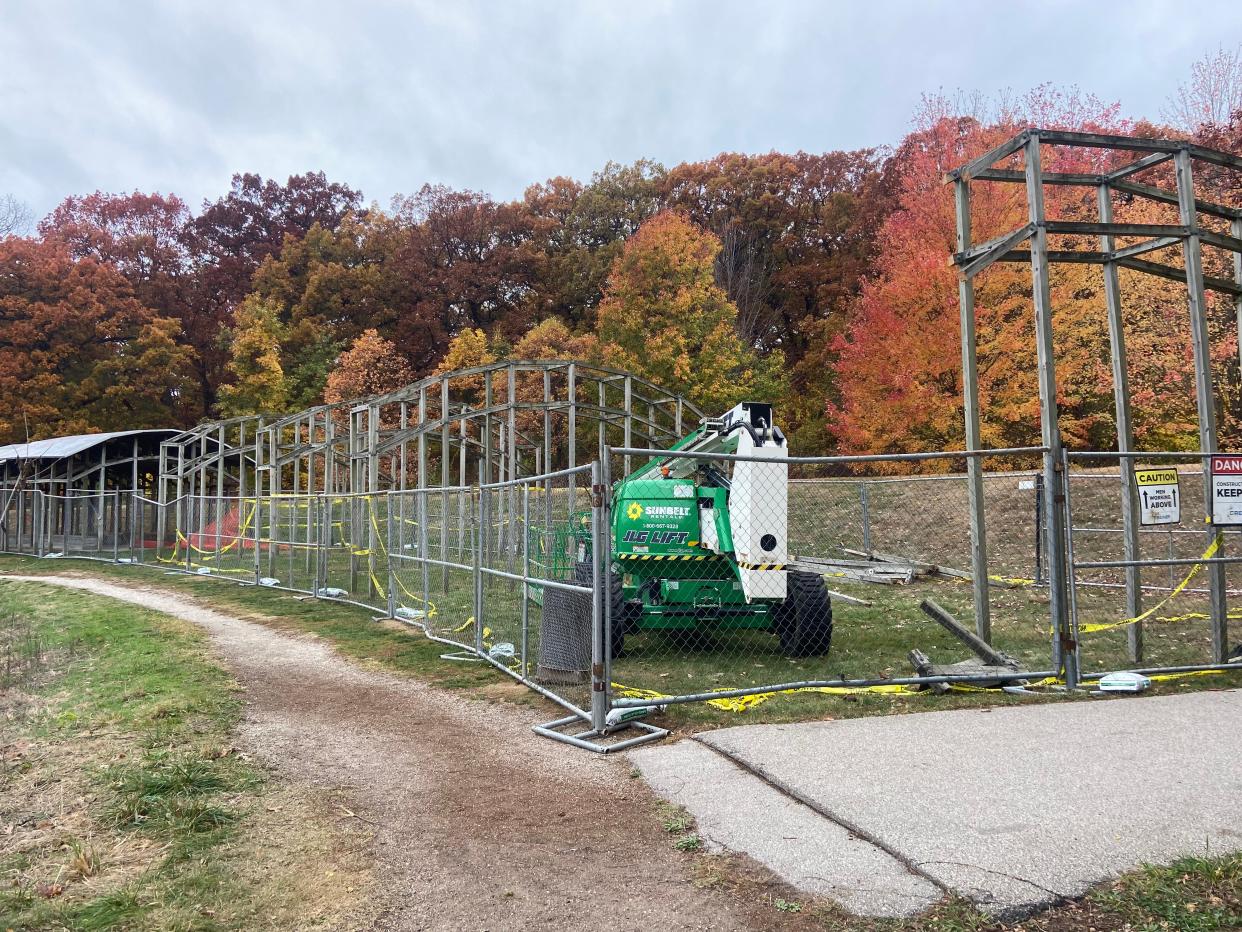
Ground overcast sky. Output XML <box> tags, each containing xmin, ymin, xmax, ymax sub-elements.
<box><xmin>2</xmin><ymin>1</ymin><xmax>1239</xmax><ymax>220</ymax></box>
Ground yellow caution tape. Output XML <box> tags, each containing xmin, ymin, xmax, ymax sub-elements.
<box><xmin>1081</xmin><ymin>534</ymin><xmax>1222</xmax><ymax>633</ymax></box>
<box><xmin>611</xmin><ymin>680</ymin><xmax>926</xmax><ymax>713</ymax></box>
<box><xmin>613</xmin><ymin>667</ymin><xmax>1234</xmax><ymax>714</ymax></box>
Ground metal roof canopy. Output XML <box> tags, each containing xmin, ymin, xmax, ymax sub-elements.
<box><xmin>0</xmin><ymin>429</ymin><xmax>180</xmax><ymax>465</ymax></box>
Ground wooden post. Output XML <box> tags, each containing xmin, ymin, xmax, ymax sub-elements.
<box><xmin>1098</xmin><ymin>183</ymin><xmax>1143</xmax><ymax>662</ymax></box>
<box><xmin>1025</xmin><ymin>133</ymin><xmax>1076</xmax><ymax>687</ymax></box>
<box><xmin>1175</xmin><ymin>148</ymin><xmax>1229</xmax><ymax>663</ymax></box>
<box><xmin>955</xmin><ymin>178</ymin><xmax>992</xmax><ymax>642</ymax></box>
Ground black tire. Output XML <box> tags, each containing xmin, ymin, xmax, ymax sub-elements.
<box><xmin>773</xmin><ymin>571</ymin><xmax>833</xmax><ymax>658</ymax></box>
<box><xmin>573</xmin><ymin>560</ymin><xmax>632</xmax><ymax>658</ymax></box>
<box><xmin>608</xmin><ymin>572</ymin><xmax>630</xmax><ymax>658</ymax></box>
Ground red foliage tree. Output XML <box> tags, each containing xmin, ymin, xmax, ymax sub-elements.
<box><xmin>0</xmin><ymin>238</ymin><xmax>192</xmax><ymax>440</ymax></box>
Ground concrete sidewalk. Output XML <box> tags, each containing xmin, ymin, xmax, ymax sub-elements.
<box><xmin>631</xmin><ymin>689</ymin><xmax>1242</xmax><ymax>918</ymax></box>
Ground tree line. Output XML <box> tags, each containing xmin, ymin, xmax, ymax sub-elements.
<box><xmin>2</xmin><ymin>76</ymin><xmax>1240</xmax><ymax>457</ymax></box>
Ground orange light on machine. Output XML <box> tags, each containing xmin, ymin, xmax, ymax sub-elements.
<box><xmin>660</xmin><ymin>466</ymin><xmax>671</xmax><ymax>477</ymax></box>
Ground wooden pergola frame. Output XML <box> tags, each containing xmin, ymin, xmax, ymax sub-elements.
<box><xmin>947</xmin><ymin>128</ymin><xmax>1242</xmax><ymax>670</ymax></box>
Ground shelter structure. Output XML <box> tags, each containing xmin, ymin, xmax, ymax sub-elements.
<box><xmin>0</xmin><ymin>429</ymin><xmax>178</xmax><ymax>497</ymax></box>
<box><xmin>0</xmin><ymin>429</ymin><xmax>180</xmax><ymax>556</ymax></box>
<box><xmin>947</xmin><ymin>128</ymin><xmax>1242</xmax><ymax>669</ymax></box>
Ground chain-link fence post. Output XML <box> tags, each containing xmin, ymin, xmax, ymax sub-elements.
<box><xmin>600</xmin><ymin>450</ymin><xmax>614</xmax><ymax>704</ymax></box>
<box><xmin>1034</xmin><ymin>472</ymin><xmax>1045</xmax><ymax>585</ymax></box>
<box><xmin>860</xmin><ymin>482</ymin><xmax>872</xmax><ymax>553</ymax></box>
<box><xmin>253</xmin><ymin>488</ymin><xmax>262</xmax><ymax>583</ymax></box>
<box><xmin>385</xmin><ymin>491</ymin><xmax>397</xmax><ymax>619</ymax></box>
<box><xmin>185</xmin><ymin>493</ymin><xmax>194</xmax><ymax>573</ymax></box>
<box><xmin>1050</xmin><ymin>442</ymin><xmax>1079</xmax><ymax>688</ymax></box>
<box><xmin>475</xmin><ymin>473</ymin><xmax>486</xmax><ymax>656</ymax></box>
<box><xmin>521</xmin><ymin>483</ymin><xmax>530</xmax><ymax>680</ymax></box>
<box><xmin>590</xmin><ymin>459</ymin><xmax>608</xmax><ymax>733</ymax></box>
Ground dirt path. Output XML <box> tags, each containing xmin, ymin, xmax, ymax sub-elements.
<box><xmin>2</xmin><ymin>574</ymin><xmax>779</xmax><ymax>931</ymax></box>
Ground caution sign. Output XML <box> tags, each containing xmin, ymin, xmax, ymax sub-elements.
<box><xmin>1210</xmin><ymin>455</ymin><xmax>1242</xmax><ymax>525</ymax></box>
<box><xmin>1135</xmin><ymin>468</ymin><xmax>1180</xmax><ymax>526</ymax></box>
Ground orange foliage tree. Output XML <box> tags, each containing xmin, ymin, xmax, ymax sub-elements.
<box><xmin>0</xmin><ymin>238</ymin><xmax>193</xmax><ymax>441</ymax></box>
<box><xmin>826</xmin><ymin>91</ymin><xmax>1220</xmax><ymax>460</ymax></box>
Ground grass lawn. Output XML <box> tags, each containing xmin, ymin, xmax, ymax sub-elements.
<box><xmin>2</xmin><ymin>558</ymin><xmax>1239</xmax><ymax>931</ymax></box>
<box><xmin>0</xmin><ymin>576</ymin><xmax>369</xmax><ymax>931</ymax></box>
<box><xmin>2</xmin><ymin>551</ymin><xmax>1239</xmax><ymax>735</ymax></box>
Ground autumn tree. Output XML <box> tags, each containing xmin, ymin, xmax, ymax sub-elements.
<box><xmin>392</xmin><ymin>184</ymin><xmax>538</xmax><ymax>350</ymax></box>
<box><xmin>217</xmin><ymin>295</ymin><xmax>289</xmax><ymax>416</ymax></box>
<box><xmin>827</xmin><ymin>91</ymin><xmax>1174</xmax><ymax>462</ymax></box>
<box><xmin>662</xmin><ymin>150</ymin><xmax>894</xmax><ymax>449</ymax></box>
<box><xmin>596</xmin><ymin>212</ymin><xmax>784</xmax><ymax>412</ymax></box>
<box><xmin>323</xmin><ymin>329</ymin><xmax>415</xmax><ymax>406</ymax></box>
<box><xmin>243</xmin><ymin>211</ymin><xmax>429</xmax><ymax>407</ymax></box>
<box><xmin>188</xmin><ymin>171</ymin><xmax>363</xmax><ymax>306</ymax></box>
<box><xmin>0</xmin><ymin>238</ymin><xmax>192</xmax><ymax>440</ymax></box>
<box><xmin>38</xmin><ymin>191</ymin><xmax>210</xmax><ymax>419</ymax></box>
<box><xmin>1164</xmin><ymin>44</ymin><xmax>1242</xmax><ymax>130</ymax></box>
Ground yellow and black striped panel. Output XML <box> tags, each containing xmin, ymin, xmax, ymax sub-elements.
<box><xmin>736</xmin><ymin>561</ymin><xmax>787</xmax><ymax>571</ymax></box>
<box><xmin>616</xmin><ymin>553</ymin><xmax>725</xmax><ymax>562</ymax></box>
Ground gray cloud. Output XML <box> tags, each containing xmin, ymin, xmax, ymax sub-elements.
<box><xmin>1</xmin><ymin>0</ymin><xmax>1239</xmax><ymax>219</ymax></box>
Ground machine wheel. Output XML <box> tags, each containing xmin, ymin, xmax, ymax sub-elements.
<box><xmin>773</xmin><ymin>571</ymin><xmax>833</xmax><ymax>658</ymax></box>
<box><xmin>608</xmin><ymin>572</ymin><xmax>630</xmax><ymax>658</ymax></box>
<box><xmin>573</xmin><ymin>561</ymin><xmax>633</xmax><ymax>659</ymax></box>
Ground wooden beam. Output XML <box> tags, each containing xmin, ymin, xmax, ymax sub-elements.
<box><xmin>1035</xmin><ymin>129</ymin><xmax>1180</xmax><ymax>153</ymax></box>
<box><xmin>943</xmin><ymin>129</ymin><xmax>1031</xmax><ymax>182</ymax></box>
<box><xmin>1043</xmin><ymin>220</ymin><xmax>1189</xmax><ymax>238</ymax></box>
<box><xmin>1112</xmin><ymin>178</ymin><xmax>1242</xmax><ymax>221</ymax></box>
<box><xmin>953</xmin><ymin>223</ymin><xmax>1035</xmax><ymax>279</ymax></box>
<box><xmin>972</xmin><ymin>169</ymin><xmax>1102</xmax><ymax>185</ymax></box>
<box><xmin>920</xmin><ymin>599</ymin><xmax>1019</xmax><ymax>668</ymax></box>
<box><xmin>1109</xmin><ymin>235</ymin><xmax>1183</xmax><ymax>262</ymax></box>
<box><xmin>1106</xmin><ymin>151</ymin><xmax>1174</xmax><ymax>181</ymax></box>
<box><xmin>1199</xmin><ymin>229</ymin><xmax>1242</xmax><ymax>255</ymax></box>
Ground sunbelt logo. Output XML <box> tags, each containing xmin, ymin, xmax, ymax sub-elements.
<box><xmin>626</xmin><ymin>502</ymin><xmax>644</xmax><ymax>520</ymax></box>
<box><xmin>644</xmin><ymin>505</ymin><xmax>690</xmax><ymax>518</ymax></box>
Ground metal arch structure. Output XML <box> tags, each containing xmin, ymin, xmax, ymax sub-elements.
<box><xmin>947</xmin><ymin>128</ymin><xmax>1242</xmax><ymax>671</ymax></box>
<box><xmin>158</xmin><ymin>359</ymin><xmax>704</xmax><ymax>503</ymax></box>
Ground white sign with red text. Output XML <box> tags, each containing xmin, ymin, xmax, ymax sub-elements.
<box><xmin>1210</xmin><ymin>455</ymin><xmax>1242</xmax><ymax>525</ymax></box>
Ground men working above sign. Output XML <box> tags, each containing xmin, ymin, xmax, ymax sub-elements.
<box><xmin>1134</xmin><ymin>468</ymin><xmax>1180</xmax><ymax>526</ymax></box>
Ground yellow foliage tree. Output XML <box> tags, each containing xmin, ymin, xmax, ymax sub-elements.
<box><xmin>218</xmin><ymin>296</ymin><xmax>289</xmax><ymax>416</ymax></box>
<box><xmin>596</xmin><ymin>212</ymin><xmax>784</xmax><ymax>413</ymax></box>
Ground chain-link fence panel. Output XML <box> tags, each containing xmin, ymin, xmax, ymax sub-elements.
<box><xmin>479</xmin><ymin>467</ymin><xmax>596</xmax><ymax>715</ymax></box>
<box><xmin>603</xmin><ymin>445</ymin><xmax>1059</xmax><ymax>714</ymax></box>
<box><xmin>0</xmin><ymin>489</ymin><xmax>48</xmax><ymax>556</ymax></box>
<box><xmin>1066</xmin><ymin>455</ymin><xmax>1238</xmax><ymax>674</ymax></box>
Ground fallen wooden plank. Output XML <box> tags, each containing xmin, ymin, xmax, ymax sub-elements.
<box><xmin>790</xmin><ymin>560</ymin><xmax>909</xmax><ymax>585</ymax></box>
<box><xmin>841</xmin><ymin>547</ymin><xmax>1022</xmax><ymax>589</ymax></box>
<box><xmin>920</xmin><ymin>598</ymin><xmax>1021</xmax><ymax>669</ymax></box>
<box><xmin>822</xmin><ymin>587</ymin><xmax>873</xmax><ymax>607</ymax></box>
<box><xmin>908</xmin><ymin>649</ymin><xmax>1027</xmax><ymax>690</ymax></box>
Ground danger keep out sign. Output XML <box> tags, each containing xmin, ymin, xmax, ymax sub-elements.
<box><xmin>1135</xmin><ymin>468</ymin><xmax>1180</xmax><ymax>526</ymax></box>
<box><xmin>1211</xmin><ymin>455</ymin><xmax>1242</xmax><ymax>525</ymax></box>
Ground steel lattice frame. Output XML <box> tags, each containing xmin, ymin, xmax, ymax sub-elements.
<box><xmin>159</xmin><ymin>359</ymin><xmax>702</xmax><ymax>503</ymax></box>
<box><xmin>948</xmin><ymin>128</ymin><xmax>1242</xmax><ymax>671</ymax></box>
